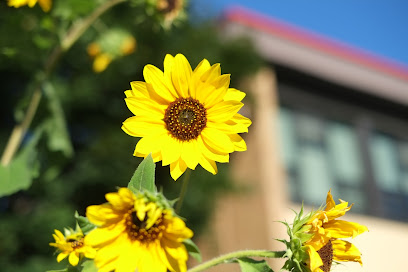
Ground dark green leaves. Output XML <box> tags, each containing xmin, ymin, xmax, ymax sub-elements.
<box><xmin>236</xmin><ymin>257</ymin><xmax>274</xmax><ymax>272</ymax></box>
<box><xmin>75</xmin><ymin>211</ymin><xmax>96</xmax><ymax>235</ymax></box>
<box><xmin>128</xmin><ymin>154</ymin><xmax>157</xmax><ymax>194</ymax></box>
<box><xmin>183</xmin><ymin>238</ymin><xmax>202</xmax><ymax>263</ymax></box>
<box><xmin>0</xmin><ymin>130</ymin><xmax>40</xmax><ymax>197</ymax></box>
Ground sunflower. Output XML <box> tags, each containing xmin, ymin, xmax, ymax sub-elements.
<box><xmin>302</xmin><ymin>190</ymin><xmax>368</xmax><ymax>272</ymax></box>
<box><xmin>85</xmin><ymin>188</ymin><xmax>193</xmax><ymax>272</ymax></box>
<box><xmin>49</xmin><ymin>228</ymin><xmax>96</xmax><ymax>266</ymax></box>
<box><xmin>122</xmin><ymin>54</ymin><xmax>251</xmax><ymax>180</ymax></box>
<box><xmin>281</xmin><ymin>190</ymin><xmax>368</xmax><ymax>272</ymax></box>
<box><xmin>8</xmin><ymin>0</ymin><xmax>52</xmax><ymax>12</ymax></box>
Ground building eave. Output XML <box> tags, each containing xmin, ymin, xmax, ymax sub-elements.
<box><xmin>222</xmin><ymin>6</ymin><xmax>408</xmax><ymax>104</ymax></box>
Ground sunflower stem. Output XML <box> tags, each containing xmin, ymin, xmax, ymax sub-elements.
<box><xmin>0</xmin><ymin>0</ymin><xmax>127</xmax><ymax>167</ymax></box>
<box><xmin>187</xmin><ymin>250</ymin><xmax>286</xmax><ymax>272</ymax></box>
<box><xmin>175</xmin><ymin>168</ymin><xmax>192</xmax><ymax>214</ymax></box>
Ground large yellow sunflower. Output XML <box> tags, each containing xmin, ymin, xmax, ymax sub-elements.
<box><xmin>8</xmin><ymin>0</ymin><xmax>52</xmax><ymax>12</ymax></box>
<box><xmin>303</xmin><ymin>190</ymin><xmax>368</xmax><ymax>272</ymax></box>
<box><xmin>49</xmin><ymin>228</ymin><xmax>96</xmax><ymax>266</ymax></box>
<box><xmin>122</xmin><ymin>54</ymin><xmax>251</xmax><ymax>180</ymax></box>
<box><xmin>85</xmin><ymin>188</ymin><xmax>193</xmax><ymax>272</ymax></box>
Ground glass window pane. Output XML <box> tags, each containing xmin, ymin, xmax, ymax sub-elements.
<box><xmin>370</xmin><ymin>134</ymin><xmax>400</xmax><ymax>193</ymax></box>
<box><xmin>298</xmin><ymin>145</ymin><xmax>334</xmax><ymax>206</ymax></box>
<box><xmin>326</xmin><ymin>122</ymin><xmax>363</xmax><ymax>185</ymax></box>
<box><xmin>278</xmin><ymin>108</ymin><xmax>297</xmax><ymax>169</ymax></box>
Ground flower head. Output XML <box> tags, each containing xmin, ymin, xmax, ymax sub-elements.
<box><xmin>87</xmin><ymin>31</ymin><xmax>137</xmax><ymax>73</ymax></box>
<box><xmin>85</xmin><ymin>188</ymin><xmax>193</xmax><ymax>272</ymax></box>
<box><xmin>282</xmin><ymin>190</ymin><xmax>368</xmax><ymax>272</ymax></box>
<box><xmin>8</xmin><ymin>0</ymin><xmax>52</xmax><ymax>12</ymax></box>
<box><xmin>122</xmin><ymin>54</ymin><xmax>251</xmax><ymax>180</ymax></box>
<box><xmin>49</xmin><ymin>228</ymin><xmax>96</xmax><ymax>266</ymax></box>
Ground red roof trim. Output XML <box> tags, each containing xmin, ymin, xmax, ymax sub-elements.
<box><xmin>224</xmin><ymin>6</ymin><xmax>408</xmax><ymax>82</ymax></box>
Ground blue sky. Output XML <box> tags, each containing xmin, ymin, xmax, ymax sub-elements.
<box><xmin>192</xmin><ymin>0</ymin><xmax>408</xmax><ymax>67</ymax></box>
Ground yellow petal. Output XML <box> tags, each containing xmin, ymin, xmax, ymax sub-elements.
<box><xmin>224</xmin><ymin>88</ymin><xmax>246</xmax><ymax>102</ymax></box>
<box><xmin>68</xmin><ymin>252</ymin><xmax>80</xmax><ymax>266</ymax></box>
<box><xmin>144</xmin><ymin>64</ymin><xmax>177</xmax><ymax>102</ymax></box>
<box><xmin>170</xmin><ymin>159</ymin><xmax>188</xmax><ymax>181</ymax></box>
<box><xmin>56</xmin><ymin>252</ymin><xmax>69</xmax><ymax>263</ymax></box>
<box><xmin>201</xmin><ymin>127</ymin><xmax>234</xmax><ymax>154</ymax></box>
<box><xmin>125</xmin><ymin>96</ymin><xmax>165</xmax><ymax>119</ymax></box>
<box><xmin>161</xmin><ymin>137</ymin><xmax>182</xmax><ymax>166</ymax></box>
<box><xmin>207</xmin><ymin>100</ymin><xmax>243</xmax><ymax>123</ymax></box>
<box><xmin>193</xmin><ymin>58</ymin><xmax>211</xmax><ymax>77</ymax></box>
<box><xmin>164</xmin><ymin>216</ymin><xmax>194</xmax><ymax>241</ymax></box>
<box><xmin>86</xmin><ymin>204</ymin><xmax>120</xmax><ymax>226</ymax></box>
<box><xmin>305</xmin><ymin>245</ymin><xmax>324</xmax><ymax>272</ymax></box>
<box><xmin>200</xmin><ymin>63</ymin><xmax>221</xmax><ymax>83</ymax></box>
<box><xmin>171</xmin><ymin>54</ymin><xmax>192</xmax><ymax>98</ymax></box>
<box><xmin>134</xmin><ymin>133</ymin><xmax>167</xmax><ymax>158</ymax></box>
<box><xmin>228</xmin><ymin>134</ymin><xmax>247</xmax><ymax>152</ymax></box>
<box><xmin>323</xmin><ymin>220</ymin><xmax>368</xmax><ymax>238</ymax></box>
<box><xmin>128</xmin><ymin>81</ymin><xmax>149</xmax><ymax>98</ymax></box>
<box><xmin>180</xmin><ymin>140</ymin><xmax>199</xmax><ymax>170</ymax></box>
<box><xmin>325</xmin><ymin>190</ymin><xmax>336</xmax><ymax>210</ymax></box>
<box><xmin>200</xmin><ymin>75</ymin><xmax>230</xmax><ymax>109</ymax></box>
<box><xmin>197</xmin><ymin>135</ymin><xmax>229</xmax><ymax>163</ymax></box>
<box><xmin>162</xmin><ymin>238</ymin><xmax>189</xmax><ymax>272</ymax></box>
<box><xmin>122</xmin><ymin>116</ymin><xmax>165</xmax><ymax>138</ymax></box>
<box><xmin>226</xmin><ymin>113</ymin><xmax>252</xmax><ymax>133</ymax></box>
<box><xmin>85</xmin><ymin>223</ymin><xmax>125</xmax><ymax>247</ymax></box>
<box><xmin>332</xmin><ymin>240</ymin><xmax>363</xmax><ymax>265</ymax></box>
<box><xmin>198</xmin><ymin>154</ymin><xmax>218</xmax><ymax>175</ymax></box>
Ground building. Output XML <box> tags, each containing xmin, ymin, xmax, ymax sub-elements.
<box><xmin>195</xmin><ymin>6</ymin><xmax>408</xmax><ymax>272</ymax></box>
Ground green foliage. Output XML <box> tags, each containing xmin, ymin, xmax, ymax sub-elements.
<box><xmin>236</xmin><ymin>257</ymin><xmax>274</xmax><ymax>272</ymax></box>
<box><xmin>81</xmin><ymin>260</ymin><xmax>98</xmax><ymax>272</ymax></box>
<box><xmin>0</xmin><ymin>1</ymin><xmax>262</xmax><ymax>271</ymax></box>
<box><xmin>0</xmin><ymin>129</ymin><xmax>40</xmax><ymax>197</ymax></box>
<box><xmin>183</xmin><ymin>238</ymin><xmax>202</xmax><ymax>263</ymax></box>
<box><xmin>128</xmin><ymin>154</ymin><xmax>157</xmax><ymax>194</ymax></box>
<box><xmin>74</xmin><ymin>211</ymin><xmax>96</xmax><ymax>235</ymax></box>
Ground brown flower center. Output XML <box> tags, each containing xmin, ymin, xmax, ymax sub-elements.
<box><xmin>164</xmin><ymin>97</ymin><xmax>207</xmax><ymax>141</ymax></box>
<box><xmin>67</xmin><ymin>237</ymin><xmax>84</xmax><ymax>250</ymax></box>
<box><xmin>125</xmin><ymin>209</ymin><xmax>165</xmax><ymax>243</ymax></box>
<box><xmin>317</xmin><ymin>240</ymin><xmax>333</xmax><ymax>272</ymax></box>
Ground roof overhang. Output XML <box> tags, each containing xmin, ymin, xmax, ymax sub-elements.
<box><xmin>221</xmin><ymin>6</ymin><xmax>408</xmax><ymax>104</ymax></box>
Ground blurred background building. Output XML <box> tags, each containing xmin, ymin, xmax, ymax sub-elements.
<box><xmin>195</xmin><ymin>5</ymin><xmax>408</xmax><ymax>272</ymax></box>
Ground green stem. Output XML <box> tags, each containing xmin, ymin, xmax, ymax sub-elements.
<box><xmin>187</xmin><ymin>250</ymin><xmax>286</xmax><ymax>272</ymax></box>
<box><xmin>0</xmin><ymin>0</ymin><xmax>127</xmax><ymax>167</ymax></box>
<box><xmin>175</xmin><ymin>168</ymin><xmax>192</xmax><ymax>214</ymax></box>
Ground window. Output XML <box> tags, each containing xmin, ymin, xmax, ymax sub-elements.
<box><xmin>277</xmin><ymin>77</ymin><xmax>408</xmax><ymax>222</ymax></box>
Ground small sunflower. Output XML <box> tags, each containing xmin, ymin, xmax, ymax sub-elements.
<box><xmin>282</xmin><ymin>190</ymin><xmax>368</xmax><ymax>272</ymax></box>
<box><xmin>8</xmin><ymin>0</ymin><xmax>52</xmax><ymax>12</ymax></box>
<box><xmin>122</xmin><ymin>53</ymin><xmax>251</xmax><ymax>180</ymax></box>
<box><xmin>49</xmin><ymin>228</ymin><xmax>96</xmax><ymax>266</ymax></box>
<box><xmin>85</xmin><ymin>188</ymin><xmax>193</xmax><ymax>272</ymax></box>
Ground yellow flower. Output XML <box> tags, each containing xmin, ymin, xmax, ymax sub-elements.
<box><xmin>85</xmin><ymin>188</ymin><xmax>193</xmax><ymax>272</ymax></box>
<box><xmin>92</xmin><ymin>53</ymin><xmax>113</xmax><ymax>73</ymax></box>
<box><xmin>49</xmin><ymin>228</ymin><xmax>96</xmax><ymax>266</ymax></box>
<box><xmin>303</xmin><ymin>190</ymin><xmax>368</xmax><ymax>272</ymax></box>
<box><xmin>122</xmin><ymin>54</ymin><xmax>251</xmax><ymax>180</ymax></box>
<box><xmin>8</xmin><ymin>0</ymin><xmax>52</xmax><ymax>12</ymax></box>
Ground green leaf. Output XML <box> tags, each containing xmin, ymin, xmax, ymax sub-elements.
<box><xmin>43</xmin><ymin>82</ymin><xmax>74</xmax><ymax>158</ymax></box>
<box><xmin>81</xmin><ymin>260</ymin><xmax>98</xmax><ymax>272</ymax></box>
<box><xmin>0</xmin><ymin>131</ymin><xmax>41</xmax><ymax>197</ymax></box>
<box><xmin>128</xmin><ymin>154</ymin><xmax>156</xmax><ymax>194</ymax></box>
<box><xmin>75</xmin><ymin>212</ymin><xmax>96</xmax><ymax>235</ymax></box>
<box><xmin>236</xmin><ymin>257</ymin><xmax>274</xmax><ymax>272</ymax></box>
<box><xmin>183</xmin><ymin>238</ymin><xmax>202</xmax><ymax>263</ymax></box>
